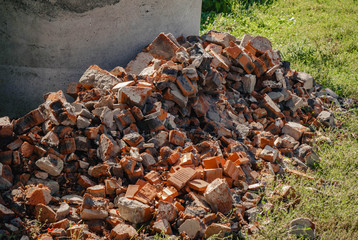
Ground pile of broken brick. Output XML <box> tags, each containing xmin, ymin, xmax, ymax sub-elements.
<box><xmin>0</xmin><ymin>31</ymin><xmax>351</xmax><ymax>239</ymax></box>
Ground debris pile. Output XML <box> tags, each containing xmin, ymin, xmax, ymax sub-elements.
<box><xmin>0</xmin><ymin>31</ymin><xmax>347</xmax><ymax>239</ymax></box>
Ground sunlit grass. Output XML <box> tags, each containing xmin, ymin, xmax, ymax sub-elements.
<box><xmin>201</xmin><ymin>1</ymin><xmax>358</xmax><ymax>239</ymax></box>
<box><xmin>201</xmin><ymin>0</ymin><xmax>358</xmax><ymax>98</ymax></box>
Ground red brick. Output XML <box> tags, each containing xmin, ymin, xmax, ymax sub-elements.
<box><xmin>125</xmin><ymin>185</ymin><xmax>140</xmax><ymax>199</ymax></box>
<box><xmin>20</xmin><ymin>142</ymin><xmax>34</xmax><ymax>158</ymax></box>
<box><xmin>227</xmin><ymin>152</ymin><xmax>249</xmax><ymax>165</ymax></box>
<box><xmin>134</xmin><ymin>183</ymin><xmax>157</xmax><ymax>204</ymax></box>
<box><xmin>159</xmin><ymin>186</ymin><xmax>179</xmax><ymax>202</ymax></box>
<box><xmin>187</xmin><ymin>179</ymin><xmax>209</xmax><ymax>192</ymax></box>
<box><xmin>203</xmin><ymin>156</ymin><xmax>219</xmax><ymax>169</ymax></box>
<box><xmin>117</xmin><ymin>110</ymin><xmax>136</xmax><ymax>127</ymax></box>
<box><xmin>223</xmin><ymin>160</ymin><xmax>242</xmax><ymax>181</ymax></box>
<box><xmin>144</xmin><ymin>171</ymin><xmax>162</xmax><ymax>184</ymax></box>
<box><xmin>169</xmin><ymin>130</ymin><xmax>185</xmax><ymax>146</ymax></box>
<box><xmin>224</xmin><ymin>41</ymin><xmax>243</xmax><ymax>59</ymax></box>
<box><xmin>146</xmin><ymin>33</ymin><xmax>180</xmax><ymax>60</ymax></box>
<box><xmin>0</xmin><ymin>116</ymin><xmax>13</xmax><ymax>138</ymax></box>
<box><xmin>176</xmin><ymin>74</ymin><xmax>196</xmax><ymax>96</ymax></box>
<box><xmin>237</xmin><ymin>52</ymin><xmax>255</xmax><ymax>74</ymax></box>
<box><xmin>14</xmin><ymin>108</ymin><xmax>46</xmax><ymax>134</ymax></box>
<box><xmin>167</xmin><ymin>167</ymin><xmax>196</xmax><ymax>190</ymax></box>
<box><xmin>118</xmin><ymin>86</ymin><xmax>152</xmax><ymax>108</ymax></box>
<box><xmin>204</xmin><ymin>168</ymin><xmax>223</xmax><ymax>183</ymax></box>
<box><xmin>60</xmin><ymin>138</ymin><xmax>76</xmax><ymax>154</ymax></box>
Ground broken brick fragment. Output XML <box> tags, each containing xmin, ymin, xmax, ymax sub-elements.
<box><xmin>0</xmin><ymin>116</ymin><xmax>13</xmax><ymax>138</ymax></box>
<box><xmin>14</xmin><ymin>108</ymin><xmax>46</xmax><ymax>134</ymax></box>
<box><xmin>169</xmin><ymin>130</ymin><xmax>185</xmax><ymax>146</ymax></box>
<box><xmin>167</xmin><ymin>167</ymin><xmax>196</xmax><ymax>190</ymax></box>
<box><xmin>146</xmin><ymin>32</ymin><xmax>180</xmax><ymax>60</ymax></box>
<box><xmin>176</xmin><ymin>74</ymin><xmax>196</xmax><ymax>96</ymax></box>
<box><xmin>204</xmin><ymin>178</ymin><xmax>233</xmax><ymax>214</ymax></box>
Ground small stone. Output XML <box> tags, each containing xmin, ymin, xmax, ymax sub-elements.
<box><xmin>248</xmin><ymin>36</ymin><xmax>272</xmax><ymax>54</ymax></box>
<box><xmin>49</xmin><ymin>228</ymin><xmax>66</xmax><ymax>238</ymax></box>
<box><xmin>88</xmin><ymin>163</ymin><xmax>110</xmax><ymax>178</ymax></box>
<box><xmin>0</xmin><ymin>203</ymin><xmax>15</xmax><ymax>218</ymax></box>
<box><xmin>122</xmin><ymin>132</ymin><xmax>144</xmax><ymax>147</ymax></box>
<box><xmin>80</xmin><ymin>193</ymin><xmax>109</xmax><ymax>220</ymax></box>
<box><xmin>25</xmin><ymin>185</ymin><xmax>52</xmax><ymax>205</ymax></box>
<box><xmin>35</xmin><ymin>155</ymin><xmax>64</xmax><ymax>177</ymax></box>
<box><xmin>259</xmin><ymin>145</ymin><xmax>279</xmax><ymax>162</ymax></box>
<box><xmin>125</xmin><ymin>52</ymin><xmax>154</xmax><ymax>75</ymax></box>
<box><xmin>0</xmin><ymin>116</ymin><xmax>13</xmax><ymax>138</ymax></box>
<box><xmin>61</xmin><ymin>195</ymin><xmax>83</xmax><ymax>205</ymax></box>
<box><xmin>236</xmin><ymin>123</ymin><xmax>250</xmax><ymax>139</ymax></box>
<box><xmin>41</xmin><ymin>131</ymin><xmax>60</xmax><ymax>147</ymax></box>
<box><xmin>56</xmin><ymin>202</ymin><xmax>70</xmax><ymax>220</ymax></box>
<box><xmin>20</xmin><ymin>141</ymin><xmax>34</xmax><ymax>158</ymax></box>
<box><xmin>35</xmin><ymin>171</ymin><xmax>48</xmax><ymax>180</ymax></box>
<box><xmin>14</xmin><ymin>108</ymin><xmax>46</xmax><ymax>134</ymax></box>
<box><xmin>267</xmin><ymin>91</ymin><xmax>284</xmax><ymax>102</ymax></box>
<box><xmin>77</xmin><ymin>116</ymin><xmax>91</xmax><ymax>129</ymax></box>
<box><xmin>28</xmin><ymin>178</ymin><xmax>60</xmax><ymax>195</ymax></box>
<box><xmin>35</xmin><ymin>203</ymin><xmax>57</xmax><ymax>223</ymax></box>
<box><xmin>289</xmin><ymin>218</ymin><xmax>315</xmax><ymax>240</ymax></box>
<box><xmin>263</xmin><ymin>94</ymin><xmax>283</xmax><ymax>117</ymax></box>
<box><xmin>100</xmin><ymin>107</ymin><xmax>114</xmax><ymax>128</ymax></box>
<box><xmin>163</xmin><ymin>83</ymin><xmax>188</xmax><ymax>108</ymax></box>
<box><xmin>296</xmin><ymin>72</ymin><xmax>314</xmax><ymax>90</ymax></box>
<box><xmin>141</xmin><ymin>153</ymin><xmax>156</xmax><ymax>167</ymax></box>
<box><xmin>157</xmin><ymin>201</ymin><xmax>177</xmax><ymax>222</ymax></box>
<box><xmin>105</xmin><ymin>178</ymin><xmax>121</xmax><ymax>196</ymax></box>
<box><xmin>81</xmin><ymin>208</ymin><xmax>108</xmax><ymax>220</ymax></box>
<box><xmin>242</xmin><ymin>74</ymin><xmax>256</xmax><ymax>94</ymax></box>
<box><xmin>118</xmin><ymin>86</ymin><xmax>152</xmax><ymax>108</ymax></box>
<box><xmin>282</xmin><ymin>122</ymin><xmax>310</xmax><ymax>141</ymax></box>
<box><xmin>110</xmin><ymin>223</ymin><xmax>138</xmax><ymax>240</ymax></box>
<box><xmin>5</xmin><ymin>223</ymin><xmax>18</xmax><ymax>232</ymax></box>
<box><xmin>276</xmin><ymin>134</ymin><xmax>299</xmax><ymax>149</ymax></box>
<box><xmin>317</xmin><ymin>111</ymin><xmax>335</xmax><ymax>128</ymax></box>
<box><xmin>79</xmin><ymin>65</ymin><xmax>119</xmax><ymax>90</ymax></box>
<box><xmin>204</xmin><ymin>223</ymin><xmax>231</xmax><ymax>238</ymax></box>
<box><xmin>75</xmin><ymin>136</ymin><xmax>89</xmax><ymax>152</ymax></box>
<box><xmin>152</xmin><ymin>219</ymin><xmax>173</xmax><ymax>235</ymax></box>
<box><xmin>116</xmin><ymin>197</ymin><xmax>152</xmax><ymax>224</ymax></box>
<box><xmin>280</xmin><ymin>185</ymin><xmax>296</xmax><ymax>199</ymax></box>
<box><xmin>286</xmin><ymin>94</ymin><xmax>304</xmax><ymax>112</ymax></box>
<box><xmin>204</xmin><ymin>178</ymin><xmax>233</xmax><ymax>214</ymax></box>
<box><xmin>86</xmin><ymin>185</ymin><xmax>106</xmax><ymax>198</ymax></box>
<box><xmin>178</xmin><ymin>218</ymin><xmax>201</xmax><ymax>239</ymax></box>
<box><xmin>245</xmin><ymin>207</ymin><xmax>260</xmax><ymax>222</ymax></box>
<box><xmin>148</xmin><ymin>131</ymin><xmax>169</xmax><ymax>147</ymax></box>
<box><xmin>59</xmin><ymin>138</ymin><xmax>76</xmax><ymax>154</ymax></box>
<box><xmin>0</xmin><ymin>163</ymin><xmax>13</xmax><ymax>189</ymax></box>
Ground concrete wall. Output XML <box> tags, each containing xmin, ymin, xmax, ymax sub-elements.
<box><xmin>0</xmin><ymin>0</ymin><xmax>202</xmax><ymax>117</ymax></box>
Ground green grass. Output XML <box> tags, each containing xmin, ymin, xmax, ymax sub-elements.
<box><xmin>201</xmin><ymin>0</ymin><xmax>358</xmax><ymax>239</ymax></box>
<box><xmin>201</xmin><ymin>0</ymin><xmax>358</xmax><ymax>99</ymax></box>
<box><xmin>251</xmin><ymin>109</ymin><xmax>358</xmax><ymax>239</ymax></box>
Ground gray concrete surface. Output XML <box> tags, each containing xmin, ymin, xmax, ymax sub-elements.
<box><xmin>0</xmin><ymin>0</ymin><xmax>202</xmax><ymax>118</ymax></box>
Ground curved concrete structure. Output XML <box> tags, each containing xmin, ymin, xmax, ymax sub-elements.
<box><xmin>0</xmin><ymin>0</ymin><xmax>202</xmax><ymax>117</ymax></box>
